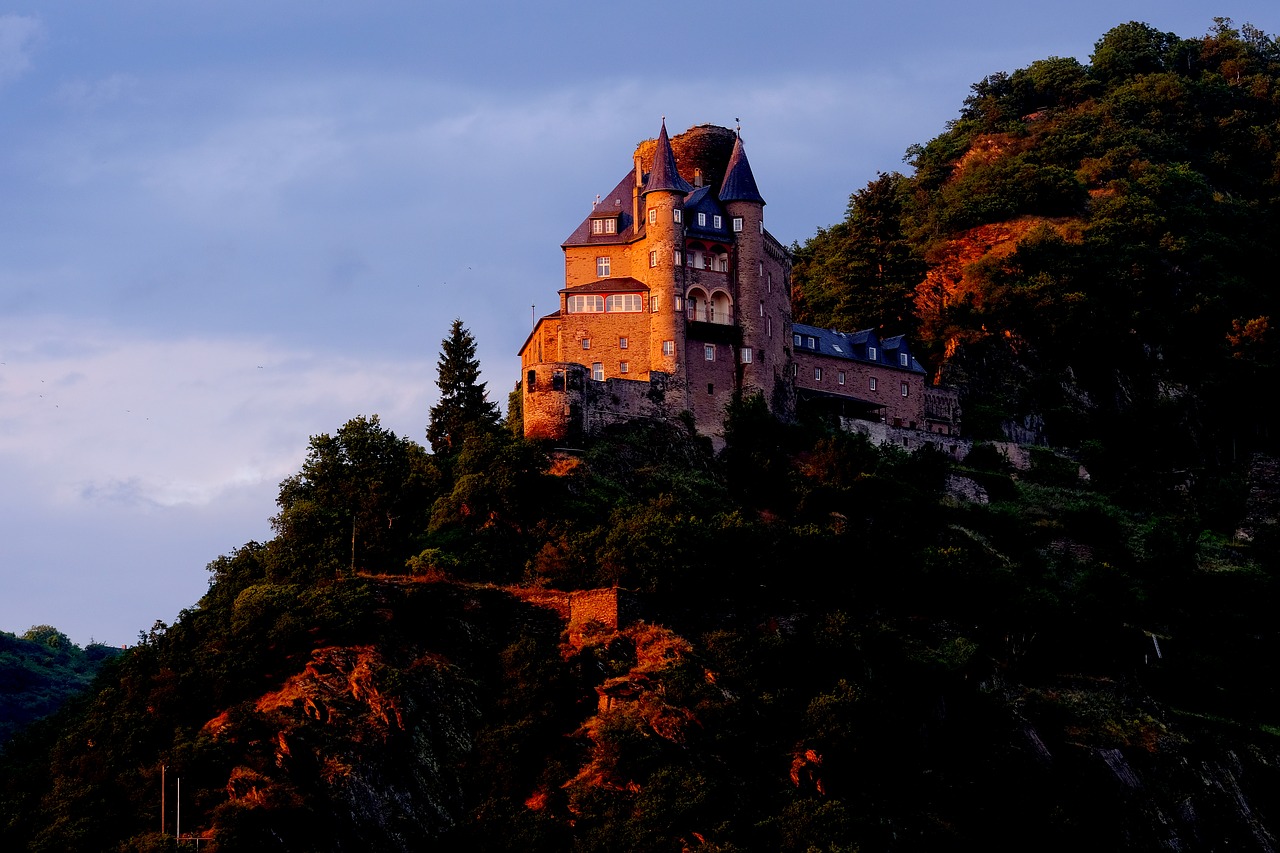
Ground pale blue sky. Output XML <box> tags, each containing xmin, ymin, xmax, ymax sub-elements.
<box><xmin>1</xmin><ymin>2</ymin><xmax>1273</xmax><ymax>645</ymax></box>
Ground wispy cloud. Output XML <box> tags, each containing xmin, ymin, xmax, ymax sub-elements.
<box><xmin>0</xmin><ymin>14</ymin><xmax>41</xmax><ymax>86</ymax></box>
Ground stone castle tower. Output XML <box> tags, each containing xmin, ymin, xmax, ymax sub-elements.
<box><xmin>518</xmin><ymin>120</ymin><xmax>795</xmax><ymax>443</ymax></box>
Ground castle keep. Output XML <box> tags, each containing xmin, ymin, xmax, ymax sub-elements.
<box><xmin>519</xmin><ymin>121</ymin><xmax>959</xmax><ymax>443</ymax></box>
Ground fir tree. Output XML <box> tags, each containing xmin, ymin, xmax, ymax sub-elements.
<box><xmin>427</xmin><ymin>319</ymin><xmax>500</xmax><ymax>454</ymax></box>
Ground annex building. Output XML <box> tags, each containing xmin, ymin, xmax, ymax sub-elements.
<box><xmin>518</xmin><ymin>121</ymin><xmax>960</xmax><ymax>445</ymax></box>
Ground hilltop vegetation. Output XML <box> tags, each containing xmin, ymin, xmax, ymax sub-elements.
<box><xmin>0</xmin><ymin>627</ymin><xmax>120</xmax><ymax>744</ymax></box>
<box><xmin>795</xmin><ymin>18</ymin><xmax>1280</xmax><ymax>472</ymax></box>
<box><xmin>4</xmin><ymin>19</ymin><xmax>1280</xmax><ymax>852</ymax></box>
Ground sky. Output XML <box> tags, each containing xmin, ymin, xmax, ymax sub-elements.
<box><xmin>1</xmin><ymin>1</ymin><xmax>1275</xmax><ymax>646</ymax></box>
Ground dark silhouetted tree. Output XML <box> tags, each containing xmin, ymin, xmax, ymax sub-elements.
<box><xmin>427</xmin><ymin>319</ymin><xmax>500</xmax><ymax>454</ymax></box>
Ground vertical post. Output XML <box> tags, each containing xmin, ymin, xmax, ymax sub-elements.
<box><xmin>177</xmin><ymin>777</ymin><xmax>181</xmax><ymax>845</ymax></box>
<box><xmin>161</xmin><ymin>764</ymin><xmax>165</xmax><ymax>836</ymax></box>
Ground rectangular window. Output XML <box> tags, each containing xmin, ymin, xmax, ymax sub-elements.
<box><xmin>767</xmin><ymin>272</ymin><xmax>772</xmax><ymax>293</ymax></box>
<box><xmin>794</xmin><ymin>334</ymin><xmax>802</xmax><ymax>346</ymax></box>
<box><xmin>675</xmin><ymin>295</ymin><xmax>684</xmax><ymax>311</ymax></box>
<box><xmin>767</xmin><ymin>317</ymin><xmax>772</xmax><ymax>337</ymax></box>
<box><xmin>708</xmin><ymin>383</ymin><xmax>714</xmax><ymax>394</ymax></box>
<box><xmin>698</xmin><ymin>212</ymin><xmax>707</xmax><ymax>226</ymax></box>
<box><xmin>807</xmin><ymin>336</ymin><xmax>816</xmax><ymax>348</ymax></box>
<box><xmin>704</xmin><ymin>344</ymin><xmax>715</xmax><ymax>361</ymax></box>
<box><xmin>792</xmin><ymin>363</ymin><xmax>798</xmax><ymax>377</ymax></box>
<box><xmin>901</xmin><ymin>382</ymin><xmax>909</xmax><ymax>397</ymax></box>
<box><xmin>741</xmin><ymin>347</ymin><xmax>753</xmax><ymax>363</ymax></box>
<box><xmin>814</xmin><ymin>367</ymin><xmax>822</xmax><ymax>381</ymax></box>
<box><xmin>869</xmin><ymin>377</ymin><xmax>877</xmax><ymax>391</ymax></box>
<box><xmin>900</xmin><ymin>352</ymin><xmax>909</xmax><ymax>367</ymax></box>
<box><xmin>662</xmin><ymin>340</ymin><xmax>674</xmax><ymax>356</ymax></box>
<box><xmin>619</xmin><ymin>336</ymin><xmax>628</xmax><ymax>349</ymax></box>
<box><xmin>619</xmin><ymin>361</ymin><xmax>630</xmax><ymax>374</ymax></box>
<box><xmin>650</xmin><ymin>294</ymin><xmax>660</xmax><ymax>313</ymax></box>
<box><xmin>759</xmin><ymin>220</ymin><xmax>764</xmax><ymax>234</ymax></box>
<box><xmin>649</xmin><ymin>250</ymin><xmax>658</xmax><ymax>268</ymax></box>
<box><xmin>867</xmin><ymin>346</ymin><xmax>877</xmax><ymax>361</ymax></box>
<box><xmin>838</xmin><ymin>370</ymin><xmax>846</xmax><ymax>385</ymax></box>
<box><xmin>605</xmin><ymin>218</ymin><xmax>616</xmax><ymax>234</ymax></box>
<box><xmin>674</xmin><ymin>250</ymin><xmax>682</xmax><ymax>266</ymax></box>
<box><xmin>648</xmin><ymin>208</ymin><xmax>657</xmax><ymax>225</ymax></box>
<box><xmin>592</xmin><ymin>362</ymin><xmax>604</xmax><ymax>381</ymax></box>
<box><xmin>713</xmin><ymin>215</ymin><xmax>722</xmax><ymax>229</ymax></box>
<box><xmin>759</xmin><ymin>301</ymin><xmax>764</xmax><ymax>317</ymax></box>
<box><xmin>606</xmin><ymin>294</ymin><xmax>643</xmax><ymax>313</ymax></box>
<box><xmin>527</xmin><ymin>369</ymin><xmax>536</xmax><ymax>390</ymax></box>
<box><xmin>759</xmin><ymin>261</ymin><xmax>764</xmax><ymax>277</ymax></box>
<box><xmin>582</xmin><ymin>338</ymin><xmax>591</xmax><ymax>350</ymax></box>
<box><xmin>686</xmin><ymin>252</ymin><xmax>694</xmax><ymax>267</ymax></box>
<box><xmin>567</xmin><ymin>294</ymin><xmax>605</xmax><ymax>313</ymax></box>
<box><xmin>732</xmin><ymin>217</ymin><xmax>743</xmax><ymax>232</ymax></box>
<box><xmin>674</xmin><ymin>208</ymin><xmax>682</xmax><ymax>223</ymax></box>
<box><xmin>596</xmin><ymin>256</ymin><xmax>610</xmax><ymax>277</ymax></box>
<box><xmin>591</xmin><ymin>219</ymin><xmax>603</xmax><ymax>234</ymax></box>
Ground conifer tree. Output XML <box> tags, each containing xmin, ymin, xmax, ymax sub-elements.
<box><xmin>427</xmin><ymin>319</ymin><xmax>500</xmax><ymax>453</ymax></box>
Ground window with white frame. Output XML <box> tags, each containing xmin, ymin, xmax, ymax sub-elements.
<box><xmin>704</xmin><ymin>344</ymin><xmax>715</xmax><ymax>361</ymax></box>
<box><xmin>649</xmin><ymin>250</ymin><xmax>658</xmax><ymax>268</ymax></box>
<box><xmin>662</xmin><ymin>340</ymin><xmax>674</xmax><ymax>356</ymax></box>
<box><xmin>674</xmin><ymin>250</ymin><xmax>682</xmax><ymax>266</ymax></box>
<box><xmin>605</xmin><ymin>294</ymin><xmax>642</xmax><ymax>313</ymax></box>
<box><xmin>596</xmin><ymin>256</ymin><xmax>610</xmax><ymax>277</ymax></box>
<box><xmin>792</xmin><ymin>363</ymin><xmax>798</xmax><ymax>376</ymax></box>
<box><xmin>713</xmin><ymin>215</ymin><xmax>722</xmax><ymax>229</ymax></box>
<box><xmin>675</xmin><ymin>295</ymin><xmax>684</xmax><ymax>310</ymax></box>
<box><xmin>732</xmin><ymin>217</ymin><xmax>743</xmax><ymax>232</ymax></box>
<box><xmin>674</xmin><ymin>208</ymin><xmax>682</xmax><ymax>223</ymax></box>
<box><xmin>567</xmin><ymin>294</ymin><xmax>605</xmax><ymax>313</ymax></box>
<box><xmin>767</xmin><ymin>317</ymin><xmax>772</xmax><ymax>337</ymax></box>
<box><xmin>698</xmin><ymin>212</ymin><xmax>707</xmax><ymax>226</ymax></box>
<box><xmin>619</xmin><ymin>361</ymin><xmax>629</xmax><ymax>374</ymax></box>
<box><xmin>807</xmin><ymin>336</ymin><xmax>816</xmax><ymax>348</ymax></box>
<box><xmin>869</xmin><ymin>377</ymin><xmax>877</xmax><ymax>391</ymax></box>
<box><xmin>901</xmin><ymin>382</ymin><xmax>909</xmax><ymax>397</ymax></box>
<box><xmin>650</xmin><ymin>294</ymin><xmax>659</xmax><ymax>313</ymax></box>
<box><xmin>867</xmin><ymin>346</ymin><xmax>877</xmax><ymax>361</ymax></box>
<box><xmin>767</xmin><ymin>272</ymin><xmax>772</xmax><ymax>293</ymax></box>
<box><xmin>605</xmin><ymin>218</ymin><xmax>616</xmax><ymax>234</ymax></box>
<box><xmin>759</xmin><ymin>220</ymin><xmax>764</xmax><ymax>233</ymax></box>
<box><xmin>759</xmin><ymin>301</ymin><xmax>764</xmax><ymax>317</ymax></box>
<box><xmin>648</xmin><ymin>208</ymin><xmax>657</xmax><ymax>225</ymax></box>
<box><xmin>619</xmin><ymin>336</ymin><xmax>629</xmax><ymax>349</ymax></box>
<box><xmin>838</xmin><ymin>370</ymin><xmax>846</xmax><ymax>385</ymax></box>
<box><xmin>592</xmin><ymin>362</ymin><xmax>603</xmax><ymax>381</ymax></box>
<box><xmin>758</xmin><ymin>261</ymin><xmax>764</xmax><ymax>276</ymax></box>
<box><xmin>591</xmin><ymin>219</ymin><xmax>604</xmax><ymax>235</ymax></box>
<box><xmin>794</xmin><ymin>334</ymin><xmax>802</xmax><ymax>346</ymax></box>
<box><xmin>900</xmin><ymin>352</ymin><xmax>909</xmax><ymax>366</ymax></box>
<box><xmin>582</xmin><ymin>338</ymin><xmax>591</xmax><ymax>350</ymax></box>
<box><xmin>814</xmin><ymin>367</ymin><xmax>822</xmax><ymax>381</ymax></box>
<box><xmin>741</xmin><ymin>347</ymin><xmax>753</xmax><ymax>363</ymax></box>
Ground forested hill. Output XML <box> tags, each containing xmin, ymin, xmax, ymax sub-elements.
<box><xmin>3</xmin><ymin>20</ymin><xmax>1280</xmax><ymax>853</ymax></box>
<box><xmin>0</xmin><ymin>628</ymin><xmax>120</xmax><ymax>744</ymax></box>
<box><xmin>793</xmin><ymin>19</ymin><xmax>1280</xmax><ymax>477</ymax></box>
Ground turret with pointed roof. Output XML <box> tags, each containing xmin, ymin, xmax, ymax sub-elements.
<box><xmin>719</xmin><ymin>134</ymin><xmax>765</xmax><ymax>205</ymax></box>
<box><xmin>644</xmin><ymin>120</ymin><xmax>694</xmax><ymax>196</ymax></box>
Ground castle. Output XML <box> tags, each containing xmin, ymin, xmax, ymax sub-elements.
<box><xmin>518</xmin><ymin>121</ymin><xmax>960</xmax><ymax>445</ymax></box>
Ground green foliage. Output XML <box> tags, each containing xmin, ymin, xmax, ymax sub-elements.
<box><xmin>427</xmin><ymin>318</ymin><xmax>501</xmax><ymax>454</ymax></box>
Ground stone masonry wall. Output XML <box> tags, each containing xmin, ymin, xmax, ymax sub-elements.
<box><xmin>795</xmin><ymin>351</ymin><xmax>927</xmax><ymax>427</ymax></box>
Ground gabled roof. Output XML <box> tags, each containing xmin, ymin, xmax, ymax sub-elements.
<box><xmin>643</xmin><ymin>120</ymin><xmax>694</xmax><ymax>196</ymax></box>
<box><xmin>682</xmin><ymin>185</ymin><xmax>729</xmax><ymax>240</ymax></box>
<box><xmin>563</xmin><ymin>169</ymin><xmax>641</xmax><ymax>247</ymax></box>
<box><xmin>792</xmin><ymin>323</ymin><xmax>926</xmax><ymax>373</ymax></box>
<box><xmin>719</xmin><ymin>134</ymin><xmax>765</xmax><ymax>205</ymax></box>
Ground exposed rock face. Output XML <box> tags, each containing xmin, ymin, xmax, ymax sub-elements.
<box><xmin>208</xmin><ymin>645</ymin><xmax>478</xmax><ymax>850</ymax></box>
<box><xmin>1237</xmin><ymin>454</ymin><xmax>1280</xmax><ymax>543</ymax></box>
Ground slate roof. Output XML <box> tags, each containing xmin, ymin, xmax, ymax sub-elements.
<box><xmin>563</xmin><ymin>169</ymin><xmax>641</xmax><ymax>247</ymax></box>
<box><xmin>643</xmin><ymin>120</ymin><xmax>694</xmax><ymax>196</ymax></box>
<box><xmin>560</xmin><ymin>276</ymin><xmax>649</xmax><ymax>294</ymax></box>
<box><xmin>682</xmin><ymin>185</ymin><xmax>729</xmax><ymax>241</ymax></box>
<box><xmin>792</xmin><ymin>323</ymin><xmax>926</xmax><ymax>373</ymax></box>
<box><xmin>719</xmin><ymin>135</ymin><xmax>765</xmax><ymax>205</ymax></box>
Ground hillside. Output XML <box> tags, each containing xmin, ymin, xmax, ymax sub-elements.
<box><xmin>0</xmin><ymin>627</ymin><xmax>120</xmax><ymax>744</ymax></box>
<box><xmin>793</xmin><ymin>19</ymin><xmax>1280</xmax><ymax>477</ymax></box>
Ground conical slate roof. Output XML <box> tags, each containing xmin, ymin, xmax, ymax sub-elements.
<box><xmin>643</xmin><ymin>120</ymin><xmax>694</xmax><ymax>196</ymax></box>
<box><xmin>718</xmin><ymin>134</ymin><xmax>765</xmax><ymax>205</ymax></box>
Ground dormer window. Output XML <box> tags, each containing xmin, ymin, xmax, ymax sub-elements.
<box><xmin>713</xmin><ymin>215</ymin><xmax>722</xmax><ymax>229</ymax></box>
<box><xmin>867</xmin><ymin>346</ymin><xmax>877</xmax><ymax>362</ymax></box>
<box><xmin>698</xmin><ymin>212</ymin><xmax>707</xmax><ymax>227</ymax></box>
<box><xmin>591</xmin><ymin>217</ymin><xmax>617</xmax><ymax>235</ymax></box>
<box><xmin>793</xmin><ymin>334</ymin><xmax>802</xmax><ymax>346</ymax></box>
<box><xmin>900</xmin><ymin>352</ymin><xmax>909</xmax><ymax>367</ymax></box>
<box><xmin>807</xmin><ymin>336</ymin><xmax>816</xmax><ymax>348</ymax></box>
